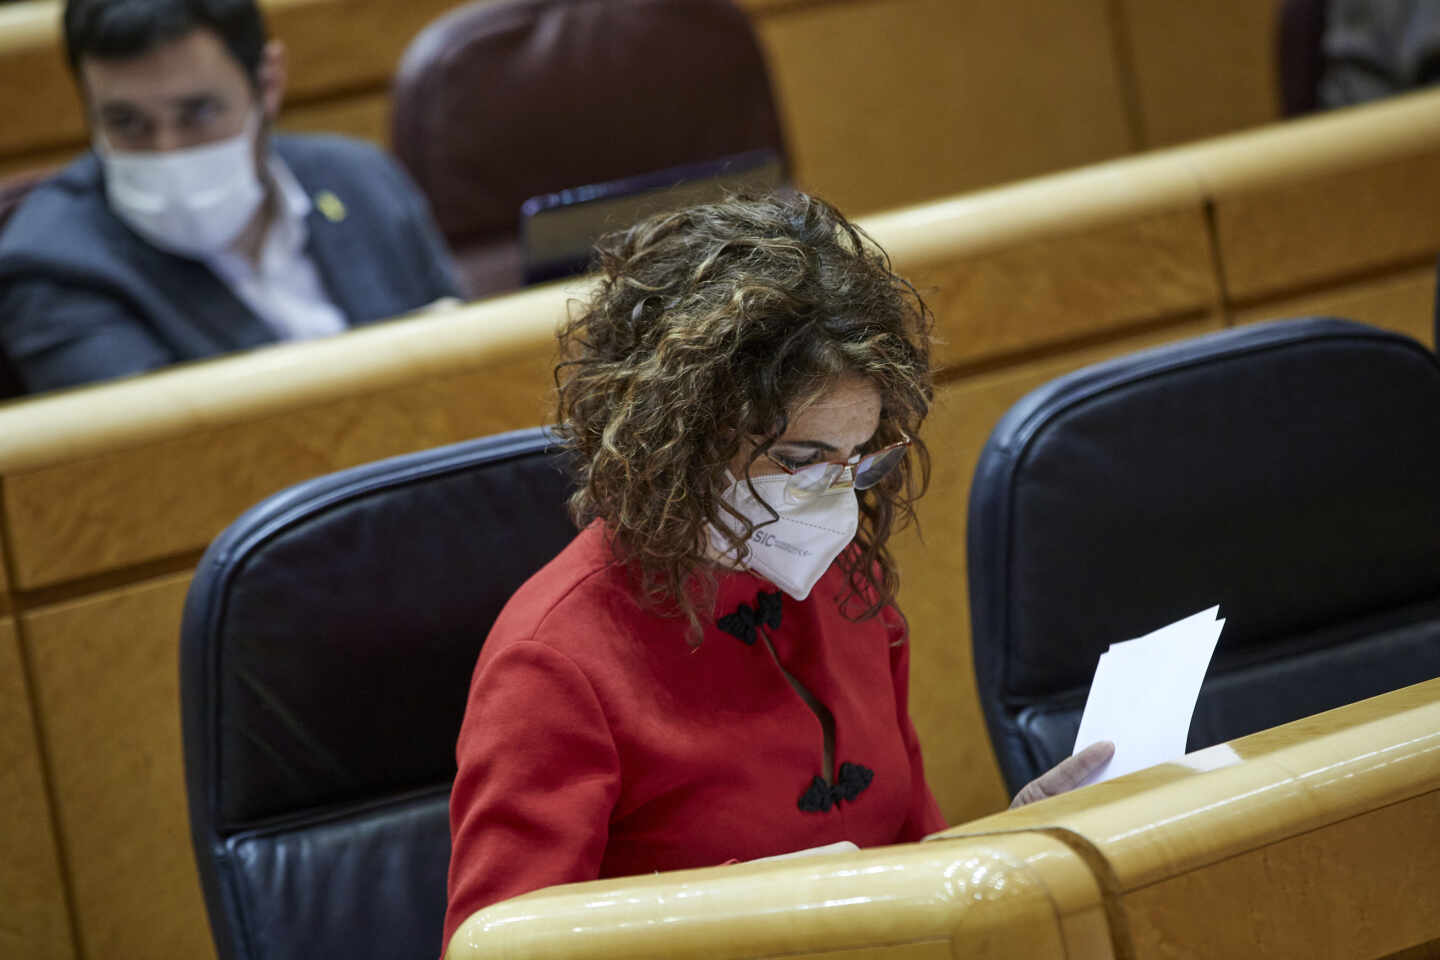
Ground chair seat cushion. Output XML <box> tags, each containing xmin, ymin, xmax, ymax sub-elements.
<box><xmin>224</xmin><ymin>789</ymin><xmax>451</xmax><ymax>960</ymax></box>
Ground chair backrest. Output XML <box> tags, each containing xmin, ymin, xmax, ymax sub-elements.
<box><xmin>180</xmin><ymin>427</ymin><xmax>577</xmax><ymax>960</ymax></box>
<box><xmin>390</xmin><ymin>0</ymin><xmax>787</xmax><ymax>298</ymax></box>
<box><xmin>967</xmin><ymin>318</ymin><xmax>1440</xmax><ymax>794</ymax></box>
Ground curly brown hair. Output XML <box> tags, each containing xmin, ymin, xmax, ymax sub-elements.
<box><xmin>554</xmin><ymin>192</ymin><xmax>934</xmax><ymax>637</ymax></box>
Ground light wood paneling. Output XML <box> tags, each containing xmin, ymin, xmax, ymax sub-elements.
<box><xmin>0</xmin><ymin>616</ymin><xmax>75</xmax><ymax>960</ymax></box>
<box><xmin>5</xmin><ymin>360</ymin><xmax>552</xmax><ymax>588</ymax></box>
<box><xmin>1234</xmin><ymin>265</ymin><xmax>1437</xmax><ymax>348</ymax></box>
<box><xmin>0</xmin><ymin>1</ymin><xmax>78</xmax><ymax>160</ymax></box>
<box><xmin>23</xmin><ymin>573</ymin><xmax>212</xmax><ymax>960</ymax></box>
<box><xmin>0</xmin><ymin>284</ymin><xmax>567</xmax><ymax>473</ymax></box>
<box><xmin>1119</xmin><ymin>0</ymin><xmax>1282</xmax><ymax>148</ymax></box>
<box><xmin>894</xmin><ymin>316</ymin><xmax>1222</xmax><ymax>825</ymax></box>
<box><xmin>861</xmin><ymin>154</ymin><xmax>1216</xmax><ymax>370</ymax></box>
<box><xmin>1124</xmin><ymin>790</ymin><xmax>1440</xmax><ymax>959</ymax></box>
<box><xmin>448</xmin><ymin>833</ymin><xmax>1111</xmax><ymax>960</ymax></box>
<box><xmin>0</xmin><ymin>299</ymin><xmax>561</xmax><ymax>589</ymax></box>
<box><xmin>1174</xmin><ymin>88</ymin><xmax>1440</xmax><ymax>303</ymax></box>
<box><xmin>918</xmin><ymin>208</ymin><xmax>1215</xmax><ymax>368</ymax></box>
<box><xmin>1214</xmin><ymin>144</ymin><xmax>1440</xmax><ymax>302</ymax></box>
<box><xmin>260</xmin><ymin>0</ymin><xmax>459</xmax><ymax>101</ymax></box>
<box><xmin>278</xmin><ymin>90</ymin><xmax>391</xmax><ymax>148</ymax></box>
<box><xmin>753</xmin><ymin>0</ymin><xmax>1134</xmax><ymax>216</ymax></box>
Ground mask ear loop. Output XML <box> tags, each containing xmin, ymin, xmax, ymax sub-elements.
<box><xmin>733</xmin><ymin>423</ymin><xmax>783</xmax><ymax>515</ymax></box>
<box><xmin>714</xmin><ymin>449</ymin><xmax>782</xmax><ymax>570</ymax></box>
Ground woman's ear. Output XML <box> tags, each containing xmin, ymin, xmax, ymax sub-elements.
<box><xmin>257</xmin><ymin>41</ymin><xmax>288</xmax><ymax>123</ymax></box>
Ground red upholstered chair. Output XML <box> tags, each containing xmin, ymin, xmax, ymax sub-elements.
<box><xmin>391</xmin><ymin>0</ymin><xmax>788</xmax><ymax>298</ymax></box>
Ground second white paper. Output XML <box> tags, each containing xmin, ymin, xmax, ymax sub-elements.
<box><xmin>1073</xmin><ymin>606</ymin><xmax>1225</xmax><ymax>786</ymax></box>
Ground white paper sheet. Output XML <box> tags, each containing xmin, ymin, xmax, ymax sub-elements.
<box><xmin>1073</xmin><ymin>605</ymin><xmax>1225</xmax><ymax>786</ymax></box>
<box><xmin>1175</xmin><ymin>742</ymin><xmax>1242</xmax><ymax>773</ymax></box>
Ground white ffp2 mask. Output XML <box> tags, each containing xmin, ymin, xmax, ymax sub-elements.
<box><xmin>98</xmin><ymin>114</ymin><xmax>265</xmax><ymax>259</ymax></box>
<box><xmin>710</xmin><ymin>472</ymin><xmax>859</xmax><ymax>601</ymax></box>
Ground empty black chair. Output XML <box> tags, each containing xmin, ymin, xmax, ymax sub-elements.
<box><xmin>180</xmin><ymin>427</ymin><xmax>577</xmax><ymax>960</ymax></box>
<box><xmin>968</xmin><ymin>318</ymin><xmax>1440</xmax><ymax>794</ymax></box>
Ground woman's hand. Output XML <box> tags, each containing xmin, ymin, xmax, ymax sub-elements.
<box><xmin>1010</xmin><ymin>740</ymin><xmax>1115</xmax><ymax>809</ymax></box>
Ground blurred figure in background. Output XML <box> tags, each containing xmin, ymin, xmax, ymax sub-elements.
<box><xmin>1319</xmin><ymin>0</ymin><xmax>1440</xmax><ymax>107</ymax></box>
<box><xmin>0</xmin><ymin>0</ymin><xmax>460</xmax><ymax>394</ymax></box>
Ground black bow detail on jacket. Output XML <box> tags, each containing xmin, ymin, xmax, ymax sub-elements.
<box><xmin>717</xmin><ymin>590</ymin><xmax>783</xmax><ymax>645</ymax></box>
<box><xmin>797</xmin><ymin>762</ymin><xmax>874</xmax><ymax>813</ymax></box>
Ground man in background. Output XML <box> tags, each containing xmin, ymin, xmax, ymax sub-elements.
<box><xmin>1319</xmin><ymin>0</ymin><xmax>1440</xmax><ymax>107</ymax></box>
<box><xmin>0</xmin><ymin>0</ymin><xmax>461</xmax><ymax>394</ymax></box>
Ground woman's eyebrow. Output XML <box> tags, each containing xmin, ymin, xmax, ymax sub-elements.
<box><xmin>773</xmin><ymin>439</ymin><xmax>842</xmax><ymax>454</ymax></box>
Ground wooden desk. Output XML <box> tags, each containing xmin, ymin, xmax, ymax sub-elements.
<box><xmin>446</xmin><ymin>832</ymin><xmax>1112</xmax><ymax>960</ymax></box>
<box><xmin>942</xmin><ymin>678</ymin><xmax>1440</xmax><ymax>959</ymax></box>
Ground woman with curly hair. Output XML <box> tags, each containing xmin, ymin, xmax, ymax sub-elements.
<box><xmin>442</xmin><ymin>193</ymin><xmax>1109</xmax><ymax>948</ymax></box>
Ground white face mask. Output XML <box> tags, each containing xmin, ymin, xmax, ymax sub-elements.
<box><xmin>709</xmin><ymin>471</ymin><xmax>859</xmax><ymax>601</ymax></box>
<box><xmin>98</xmin><ymin>113</ymin><xmax>265</xmax><ymax>259</ymax></box>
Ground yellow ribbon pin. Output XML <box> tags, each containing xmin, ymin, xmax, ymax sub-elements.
<box><xmin>315</xmin><ymin>190</ymin><xmax>347</xmax><ymax>223</ymax></box>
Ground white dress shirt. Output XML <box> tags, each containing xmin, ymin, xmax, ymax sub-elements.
<box><xmin>206</xmin><ymin>157</ymin><xmax>348</xmax><ymax>342</ymax></box>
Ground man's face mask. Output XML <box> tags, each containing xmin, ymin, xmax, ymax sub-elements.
<box><xmin>98</xmin><ymin>110</ymin><xmax>264</xmax><ymax>259</ymax></box>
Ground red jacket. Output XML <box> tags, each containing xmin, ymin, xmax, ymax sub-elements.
<box><xmin>443</xmin><ymin>522</ymin><xmax>946</xmax><ymax>949</ymax></box>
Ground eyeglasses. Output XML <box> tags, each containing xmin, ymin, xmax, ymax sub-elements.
<box><xmin>763</xmin><ymin>430</ymin><xmax>912</xmax><ymax>500</ymax></box>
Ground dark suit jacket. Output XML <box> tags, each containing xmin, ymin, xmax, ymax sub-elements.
<box><xmin>0</xmin><ymin>134</ymin><xmax>462</xmax><ymax>394</ymax></box>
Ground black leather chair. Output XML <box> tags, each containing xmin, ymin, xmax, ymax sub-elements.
<box><xmin>180</xmin><ymin>427</ymin><xmax>576</xmax><ymax>960</ymax></box>
<box><xmin>967</xmin><ymin>318</ymin><xmax>1440</xmax><ymax>794</ymax></box>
